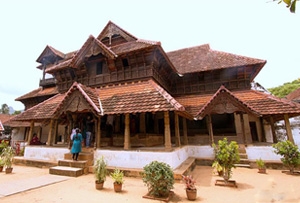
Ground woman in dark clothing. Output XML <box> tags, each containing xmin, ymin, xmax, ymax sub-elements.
<box><xmin>71</xmin><ymin>129</ymin><xmax>82</xmax><ymax>161</ymax></box>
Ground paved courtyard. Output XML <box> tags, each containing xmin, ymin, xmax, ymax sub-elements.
<box><xmin>0</xmin><ymin>164</ymin><xmax>300</xmax><ymax>203</ymax></box>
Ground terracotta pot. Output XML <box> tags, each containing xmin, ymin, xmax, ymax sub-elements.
<box><xmin>95</xmin><ymin>180</ymin><xmax>104</xmax><ymax>190</ymax></box>
<box><xmin>5</xmin><ymin>167</ymin><xmax>13</xmax><ymax>174</ymax></box>
<box><xmin>258</xmin><ymin>168</ymin><xmax>266</xmax><ymax>174</ymax></box>
<box><xmin>186</xmin><ymin>188</ymin><xmax>197</xmax><ymax>201</ymax></box>
<box><xmin>113</xmin><ymin>182</ymin><xmax>122</xmax><ymax>192</ymax></box>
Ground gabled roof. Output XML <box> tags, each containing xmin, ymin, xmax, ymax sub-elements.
<box><xmin>175</xmin><ymin>87</ymin><xmax>300</xmax><ymax>121</ymax></box>
<box><xmin>286</xmin><ymin>87</ymin><xmax>300</xmax><ymax>102</ymax></box>
<box><xmin>53</xmin><ymin>82</ymin><xmax>103</xmax><ymax>116</ymax></box>
<box><xmin>0</xmin><ymin>114</ymin><xmax>13</xmax><ymax>131</ymax></box>
<box><xmin>69</xmin><ymin>35</ymin><xmax>118</xmax><ymax>68</ymax></box>
<box><xmin>36</xmin><ymin>45</ymin><xmax>65</xmax><ymax>65</ymax></box>
<box><xmin>167</xmin><ymin>44</ymin><xmax>266</xmax><ymax>76</ymax></box>
<box><xmin>97</xmin><ymin>21</ymin><xmax>137</xmax><ymax>42</ymax></box>
<box><xmin>195</xmin><ymin>86</ymin><xmax>260</xmax><ymax>119</ymax></box>
<box><xmin>15</xmin><ymin>86</ymin><xmax>59</xmax><ymax>101</ymax></box>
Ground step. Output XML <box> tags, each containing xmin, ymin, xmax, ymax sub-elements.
<box><xmin>234</xmin><ymin>163</ymin><xmax>251</xmax><ymax>168</ymax></box>
<box><xmin>64</xmin><ymin>152</ymin><xmax>94</xmax><ymax>166</ymax></box>
<box><xmin>173</xmin><ymin>157</ymin><xmax>196</xmax><ymax>181</ymax></box>
<box><xmin>58</xmin><ymin>160</ymin><xmax>89</xmax><ymax>174</ymax></box>
<box><xmin>49</xmin><ymin>166</ymin><xmax>84</xmax><ymax>177</ymax></box>
<box><xmin>239</xmin><ymin>153</ymin><xmax>248</xmax><ymax>159</ymax></box>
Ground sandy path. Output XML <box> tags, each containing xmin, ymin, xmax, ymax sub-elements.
<box><xmin>1</xmin><ymin>165</ymin><xmax>300</xmax><ymax>203</ymax></box>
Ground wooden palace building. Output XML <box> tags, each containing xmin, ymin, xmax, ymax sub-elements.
<box><xmin>10</xmin><ymin>21</ymin><xmax>300</xmax><ymax>168</ymax></box>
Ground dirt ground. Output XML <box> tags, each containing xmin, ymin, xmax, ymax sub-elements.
<box><xmin>1</xmin><ymin>164</ymin><xmax>300</xmax><ymax>203</ymax></box>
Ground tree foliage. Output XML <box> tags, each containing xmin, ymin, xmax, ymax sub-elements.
<box><xmin>0</xmin><ymin>104</ymin><xmax>9</xmax><ymax>114</ymax></box>
<box><xmin>275</xmin><ymin>0</ymin><xmax>297</xmax><ymax>13</ymax></box>
<box><xmin>273</xmin><ymin>140</ymin><xmax>300</xmax><ymax>173</ymax></box>
<box><xmin>268</xmin><ymin>78</ymin><xmax>300</xmax><ymax>98</ymax></box>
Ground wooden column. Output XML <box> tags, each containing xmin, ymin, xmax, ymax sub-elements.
<box><xmin>269</xmin><ymin>117</ymin><xmax>277</xmax><ymax>143</ymax></box>
<box><xmin>183</xmin><ymin>117</ymin><xmax>188</xmax><ymax>145</ymax></box>
<box><xmin>284</xmin><ymin>114</ymin><xmax>295</xmax><ymax>144</ymax></box>
<box><xmin>37</xmin><ymin>126</ymin><xmax>42</xmax><ymax>140</ymax></box>
<box><xmin>154</xmin><ymin>114</ymin><xmax>158</xmax><ymax>133</ymax></box>
<box><xmin>240</xmin><ymin>114</ymin><xmax>246</xmax><ymax>145</ymax></box>
<box><xmin>206</xmin><ymin>115</ymin><xmax>214</xmax><ymax>145</ymax></box>
<box><xmin>124</xmin><ymin>113</ymin><xmax>131</xmax><ymax>150</ymax></box>
<box><xmin>164</xmin><ymin>111</ymin><xmax>172</xmax><ymax>151</ymax></box>
<box><xmin>47</xmin><ymin>119</ymin><xmax>54</xmax><ymax>146</ymax></box>
<box><xmin>96</xmin><ymin>116</ymin><xmax>101</xmax><ymax>149</ymax></box>
<box><xmin>27</xmin><ymin>121</ymin><xmax>34</xmax><ymax>144</ymax></box>
<box><xmin>139</xmin><ymin>113</ymin><xmax>146</xmax><ymax>134</ymax></box>
<box><xmin>174</xmin><ymin>113</ymin><xmax>181</xmax><ymax>147</ymax></box>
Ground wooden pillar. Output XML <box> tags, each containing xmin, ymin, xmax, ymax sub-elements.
<box><xmin>53</xmin><ymin>119</ymin><xmax>58</xmax><ymax>145</ymax></box>
<box><xmin>47</xmin><ymin>119</ymin><xmax>54</xmax><ymax>146</ymax></box>
<box><xmin>27</xmin><ymin>121</ymin><xmax>34</xmax><ymax>144</ymax></box>
<box><xmin>284</xmin><ymin>114</ymin><xmax>295</xmax><ymax>144</ymax></box>
<box><xmin>206</xmin><ymin>115</ymin><xmax>214</xmax><ymax>145</ymax></box>
<box><xmin>37</xmin><ymin>126</ymin><xmax>42</xmax><ymax>140</ymax></box>
<box><xmin>183</xmin><ymin>117</ymin><xmax>188</xmax><ymax>145</ymax></box>
<box><xmin>240</xmin><ymin>114</ymin><xmax>246</xmax><ymax>145</ymax></box>
<box><xmin>96</xmin><ymin>116</ymin><xmax>101</xmax><ymax>149</ymax></box>
<box><xmin>139</xmin><ymin>113</ymin><xmax>146</xmax><ymax>134</ymax></box>
<box><xmin>124</xmin><ymin>113</ymin><xmax>131</xmax><ymax>150</ymax></box>
<box><xmin>174</xmin><ymin>113</ymin><xmax>181</xmax><ymax>147</ymax></box>
<box><xmin>269</xmin><ymin>117</ymin><xmax>277</xmax><ymax>143</ymax></box>
<box><xmin>164</xmin><ymin>111</ymin><xmax>172</xmax><ymax>151</ymax></box>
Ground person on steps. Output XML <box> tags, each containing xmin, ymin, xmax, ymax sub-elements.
<box><xmin>71</xmin><ymin>129</ymin><xmax>82</xmax><ymax>161</ymax></box>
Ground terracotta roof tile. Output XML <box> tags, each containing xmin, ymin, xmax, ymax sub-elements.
<box><xmin>286</xmin><ymin>87</ymin><xmax>300</xmax><ymax>102</ymax></box>
<box><xmin>15</xmin><ymin>86</ymin><xmax>59</xmax><ymax>101</ymax></box>
<box><xmin>175</xmin><ymin>88</ymin><xmax>300</xmax><ymax>120</ymax></box>
<box><xmin>167</xmin><ymin>44</ymin><xmax>266</xmax><ymax>74</ymax></box>
<box><xmin>97</xmin><ymin>80</ymin><xmax>184</xmax><ymax>114</ymax></box>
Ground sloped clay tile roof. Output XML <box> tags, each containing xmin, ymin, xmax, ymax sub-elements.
<box><xmin>109</xmin><ymin>40</ymin><xmax>159</xmax><ymax>56</ymax></box>
<box><xmin>12</xmin><ymin>80</ymin><xmax>185</xmax><ymax>121</ymax></box>
<box><xmin>286</xmin><ymin>87</ymin><xmax>300</xmax><ymax>102</ymax></box>
<box><xmin>175</xmin><ymin>88</ymin><xmax>300</xmax><ymax>120</ymax></box>
<box><xmin>15</xmin><ymin>86</ymin><xmax>59</xmax><ymax>101</ymax></box>
<box><xmin>12</xmin><ymin>94</ymin><xmax>65</xmax><ymax>121</ymax></box>
<box><xmin>0</xmin><ymin>114</ymin><xmax>14</xmax><ymax>131</ymax></box>
<box><xmin>97</xmin><ymin>80</ymin><xmax>184</xmax><ymax>115</ymax></box>
<box><xmin>167</xmin><ymin>44</ymin><xmax>266</xmax><ymax>74</ymax></box>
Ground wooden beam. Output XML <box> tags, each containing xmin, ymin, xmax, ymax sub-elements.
<box><xmin>284</xmin><ymin>114</ymin><xmax>295</xmax><ymax>144</ymax></box>
<box><xmin>124</xmin><ymin>113</ymin><xmax>131</xmax><ymax>150</ymax></box>
<box><xmin>206</xmin><ymin>115</ymin><xmax>214</xmax><ymax>145</ymax></box>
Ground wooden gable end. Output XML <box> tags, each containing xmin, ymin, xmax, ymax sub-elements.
<box><xmin>57</xmin><ymin>90</ymin><xmax>94</xmax><ymax>114</ymax></box>
<box><xmin>36</xmin><ymin>45</ymin><xmax>65</xmax><ymax>66</ymax></box>
<box><xmin>97</xmin><ymin>21</ymin><xmax>137</xmax><ymax>47</ymax></box>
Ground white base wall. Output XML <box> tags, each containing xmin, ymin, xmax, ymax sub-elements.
<box><xmin>23</xmin><ymin>145</ymin><xmax>282</xmax><ymax>169</ymax></box>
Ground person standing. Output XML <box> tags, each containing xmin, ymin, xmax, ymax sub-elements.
<box><xmin>71</xmin><ymin>129</ymin><xmax>82</xmax><ymax>161</ymax></box>
<box><xmin>85</xmin><ymin>115</ymin><xmax>94</xmax><ymax>148</ymax></box>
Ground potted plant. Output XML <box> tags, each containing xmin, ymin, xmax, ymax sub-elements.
<box><xmin>212</xmin><ymin>138</ymin><xmax>240</xmax><ymax>183</ymax></box>
<box><xmin>0</xmin><ymin>157</ymin><xmax>4</xmax><ymax>172</ymax></box>
<box><xmin>110</xmin><ymin>168</ymin><xmax>124</xmax><ymax>192</ymax></box>
<box><xmin>93</xmin><ymin>156</ymin><xmax>107</xmax><ymax>190</ymax></box>
<box><xmin>182</xmin><ymin>175</ymin><xmax>197</xmax><ymax>201</ymax></box>
<box><xmin>142</xmin><ymin>161</ymin><xmax>174</xmax><ymax>198</ymax></box>
<box><xmin>256</xmin><ymin>158</ymin><xmax>267</xmax><ymax>174</ymax></box>
<box><xmin>2</xmin><ymin>146</ymin><xmax>15</xmax><ymax>174</ymax></box>
<box><xmin>273</xmin><ymin>140</ymin><xmax>300</xmax><ymax>174</ymax></box>
<box><xmin>212</xmin><ymin>160</ymin><xmax>223</xmax><ymax>176</ymax></box>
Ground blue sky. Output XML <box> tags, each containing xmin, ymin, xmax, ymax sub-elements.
<box><xmin>0</xmin><ymin>0</ymin><xmax>299</xmax><ymax>110</ymax></box>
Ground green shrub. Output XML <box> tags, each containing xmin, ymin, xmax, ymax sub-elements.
<box><xmin>273</xmin><ymin>140</ymin><xmax>300</xmax><ymax>173</ymax></box>
<box><xmin>142</xmin><ymin>161</ymin><xmax>174</xmax><ymax>197</ymax></box>
<box><xmin>212</xmin><ymin>138</ymin><xmax>240</xmax><ymax>181</ymax></box>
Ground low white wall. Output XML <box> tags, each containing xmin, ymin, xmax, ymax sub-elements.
<box><xmin>245</xmin><ymin>146</ymin><xmax>281</xmax><ymax>161</ymax></box>
<box><xmin>24</xmin><ymin>146</ymin><xmax>69</xmax><ymax>162</ymax></box>
<box><xmin>95</xmin><ymin>145</ymin><xmax>214</xmax><ymax>169</ymax></box>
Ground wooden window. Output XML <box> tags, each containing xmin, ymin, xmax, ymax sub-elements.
<box><xmin>96</xmin><ymin>62</ymin><xmax>103</xmax><ymax>75</ymax></box>
<box><xmin>122</xmin><ymin>58</ymin><xmax>129</xmax><ymax>67</ymax></box>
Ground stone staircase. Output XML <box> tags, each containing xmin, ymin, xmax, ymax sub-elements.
<box><xmin>234</xmin><ymin>144</ymin><xmax>251</xmax><ymax>168</ymax></box>
<box><xmin>49</xmin><ymin>148</ymin><xmax>94</xmax><ymax>177</ymax></box>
